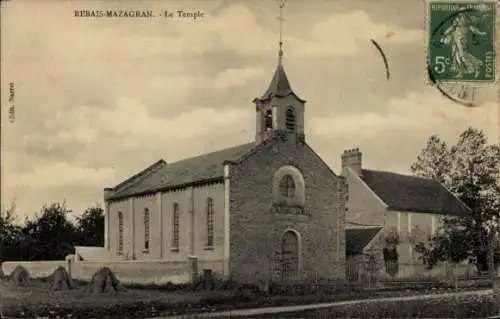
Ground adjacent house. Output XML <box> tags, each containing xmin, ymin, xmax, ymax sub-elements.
<box><xmin>341</xmin><ymin>148</ymin><xmax>471</xmax><ymax>277</ymax></box>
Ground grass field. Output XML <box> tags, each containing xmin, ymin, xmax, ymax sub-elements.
<box><xmin>250</xmin><ymin>294</ymin><xmax>498</xmax><ymax>319</ymax></box>
<box><xmin>0</xmin><ymin>279</ymin><xmax>231</xmax><ymax>318</ymax></box>
<box><xmin>0</xmin><ymin>278</ymin><xmax>497</xmax><ymax>319</ymax></box>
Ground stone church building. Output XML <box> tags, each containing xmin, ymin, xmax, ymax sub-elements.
<box><xmin>102</xmin><ymin>54</ymin><xmax>347</xmax><ymax>283</ymax></box>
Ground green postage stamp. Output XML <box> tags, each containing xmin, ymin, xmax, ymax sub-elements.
<box><xmin>428</xmin><ymin>1</ymin><xmax>496</xmax><ymax>83</ymax></box>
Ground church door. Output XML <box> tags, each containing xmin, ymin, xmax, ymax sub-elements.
<box><xmin>281</xmin><ymin>230</ymin><xmax>299</xmax><ymax>280</ymax></box>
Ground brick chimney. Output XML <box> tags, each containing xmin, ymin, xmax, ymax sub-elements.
<box><xmin>341</xmin><ymin>148</ymin><xmax>362</xmax><ymax>176</ymax></box>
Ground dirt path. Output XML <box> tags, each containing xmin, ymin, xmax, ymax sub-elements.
<box><xmin>151</xmin><ymin>288</ymin><xmax>494</xmax><ymax>318</ymax></box>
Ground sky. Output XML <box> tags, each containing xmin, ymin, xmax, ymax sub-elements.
<box><xmin>1</xmin><ymin>0</ymin><xmax>498</xmax><ymax>221</ymax></box>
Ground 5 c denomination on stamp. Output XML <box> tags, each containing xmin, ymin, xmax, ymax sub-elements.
<box><xmin>428</xmin><ymin>1</ymin><xmax>496</xmax><ymax>83</ymax></box>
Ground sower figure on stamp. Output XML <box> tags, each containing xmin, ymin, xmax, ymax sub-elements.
<box><xmin>440</xmin><ymin>12</ymin><xmax>486</xmax><ymax>79</ymax></box>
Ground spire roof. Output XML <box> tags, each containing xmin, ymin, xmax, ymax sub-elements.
<box><xmin>263</xmin><ymin>63</ymin><xmax>291</xmax><ymax>97</ymax></box>
<box><xmin>255</xmin><ymin>62</ymin><xmax>305</xmax><ymax>103</ymax></box>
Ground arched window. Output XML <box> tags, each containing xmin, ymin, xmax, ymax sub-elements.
<box><xmin>172</xmin><ymin>203</ymin><xmax>180</xmax><ymax>251</ymax></box>
<box><xmin>117</xmin><ymin>212</ymin><xmax>123</xmax><ymax>255</ymax></box>
<box><xmin>285</xmin><ymin>107</ymin><xmax>296</xmax><ymax>132</ymax></box>
<box><xmin>144</xmin><ymin>208</ymin><xmax>150</xmax><ymax>251</ymax></box>
<box><xmin>272</xmin><ymin>166</ymin><xmax>306</xmax><ymax>214</ymax></box>
<box><xmin>264</xmin><ymin>109</ymin><xmax>273</xmax><ymax>131</ymax></box>
<box><xmin>279</xmin><ymin>175</ymin><xmax>295</xmax><ymax>198</ymax></box>
<box><xmin>207</xmin><ymin>198</ymin><xmax>214</xmax><ymax>247</ymax></box>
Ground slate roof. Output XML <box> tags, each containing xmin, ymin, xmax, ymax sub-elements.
<box><xmin>360</xmin><ymin>169</ymin><xmax>471</xmax><ymax>216</ymax></box>
<box><xmin>108</xmin><ymin>142</ymin><xmax>256</xmax><ymax>200</ymax></box>
<box><xmin>255</xmin><ymin>63</ymin><xmax>305</xmax><ymax>103</ymax></box>
<box><xmin>346</xmin><ymin>227</ymin><xmax>383</xmax><ymax>256</ymax></box>
<box><xmin>106</xmin><ymin>159</ymin><xmax>167</xmax><ymax>196</ymax></box>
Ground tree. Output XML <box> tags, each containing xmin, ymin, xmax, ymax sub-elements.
<box><xmin>410</xmin><ymin>135</ymin><xmax>451</xmax><ymax>186</ymax></box>
<box><xmin>412</xmin><ymin>128</ymin><xmax>500</xmax><ymax>271</ymax></box>
<box><xmin>75</xmin><ymin>206</ymin><xmax>105</xmax><ymax>247</ymax></box>
<box><xmin>21</xmin><ymin>202</ymin><xmax>78</xmax><ymax>261</ymax></box>
<box><xmin>0</xmin><ymin>200</ymin><xmax>23</xmax><ymax>261</ymax></box>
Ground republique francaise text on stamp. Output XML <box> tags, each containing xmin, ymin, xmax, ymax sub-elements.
<box><xmin>427</xmin><ymin>1</ymin><xmax>496</xmax><ymax>83</ymax></box>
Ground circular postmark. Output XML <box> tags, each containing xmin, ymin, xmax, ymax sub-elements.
<box><xmin>427</xmin><ymin>4</ymin><xmax>495</xmax><ymax>107</ymax></box>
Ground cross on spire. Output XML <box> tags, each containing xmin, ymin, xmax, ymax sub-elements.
<box><xmin>278</xmin><ymin>0</ymin><xmax>286</xmax><ymax>64</ymax></box>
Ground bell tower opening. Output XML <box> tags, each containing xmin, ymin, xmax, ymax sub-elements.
<box><xmin>285</xmin><ymin>107</ymin><xmax>295</xmax><ymax>132</ymax></box>
<box><xmin>264</xmin><ymin>109</ymin><xmax>273</xmax><ymax>131</ymax></box>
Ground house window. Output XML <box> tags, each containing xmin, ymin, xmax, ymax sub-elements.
<box><xmin>264</xmin><ymin>110</ymin><xmax>273</xmax><ymax>131</ymax></box>
<box><xmin>117</xmin><ymin>211</ymin><xmax>123</xmax><ymax>255</ymax></box>
<box><xmin>207</xmin><ymin>198</ymin><xmax>214</xmax><ymax>247</ymax></box>
<box><xmin>345</xmin><ymin>182</ymin><xmax>349</xmax><ymax>202</ymax></box>
<box><xmin>144</xmin><ymin>208</ymin><xmax>150</xmax><ymax>252</ymax></box>
<box><xmin>285</xmin><ymin>107</ymin><xmax>295</xmax><ymax>132</ymax></box>
<box><xmin>172</xmin><ymin>203</ymin><xmax>180</xmax><ymax>251</ymax></box>
<box><xmin>279</xmin><ymin>175</ymin><xmax>295</xmax><ymax>198</ymax></box>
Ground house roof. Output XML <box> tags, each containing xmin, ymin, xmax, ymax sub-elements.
<box><xmin>346</xmin><ymin>227</ymin><xmax>383</xmax><ymax>256</ymax></box>
<box><xmin>255</xmin><ymin>63</ymin><xmax>305</xmax><ymax>103</ymax></box>
<box><xmin>360</xmin><ymin>169</ymin><xmax>471</xmax><ymax>216</ymax></box>
<box><xmin>107</xmin><ymin>142</ymin><xmax>256</xmax><ymax>200</ymax></box>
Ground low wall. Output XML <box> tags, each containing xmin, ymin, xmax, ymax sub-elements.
<box><xmin>71</xmin><ymin>260</ymin><xmax>191</xmax><ymax>284</ymax></box>
<box><xmin>393</xmin><ymin>263</ymin><xmax>473</xmax><ymax>280</ymax></box>
<box><xmin>1</xmin><ymin>259</ymin><xmax>226</xmax><ymax>285</ymax></box>
<box><xmin>346</xmin><ymin>260</ymin><xmax>481</xmax><ymax>281</ymax></box>
<box><xmin>2</xmin><ymin>261</ymin><xmax>68</xmax><ymax>278</ymax></box>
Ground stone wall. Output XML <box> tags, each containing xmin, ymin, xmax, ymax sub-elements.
<box><xmin>228</xmin><ymin>136</ymin><xmax>346</xmax><ymax>284</ymax></box>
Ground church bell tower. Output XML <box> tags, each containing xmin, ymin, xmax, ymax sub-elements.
<box><xmin>253</xmin><ymin>58</ymin><xmax>306</xmax><ymax>144</ymax></box>
<box><xmin>253</xmin><ymin>2</ymin><xmax>306</xmax><ymax>144</ymax></box>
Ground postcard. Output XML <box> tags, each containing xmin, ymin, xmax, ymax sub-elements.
<box><xmin>1</xmin><ymin>1</ymin><xmax>499</xmax><ymax>318</ymax></box>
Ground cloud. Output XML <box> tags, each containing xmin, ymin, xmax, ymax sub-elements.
<box><xmin>310</xmin><ymin>88</ymin><xmax>498</xmax><ymax>141</ymax></box>
<box><xmin>214</xmin><ymin>67</ymin><xmax>265</xmax><ymax>89</ymax></box>
<box><xmin>95</xmin><ymin>98</ymin><xmax>252</xmax><ymax>140</ymax></box>
<box><xmin>3</xmin><ymin>3</ymin><xmax>423</xmax><ymax>67</ymax></box>
<box><xmin>8</xmin><ymin>163</ymin><xmax>115</xmax><ymax>190</ymax></box>
<box><xmin>288</xmin><ymin>10</ymin><xmax>424</xmax><ymax>58</ymax></box>
<box><xmin>206</xmin><ymin>7</ymin><xmax>424</xmax><ymax>58</ymax></box>
<box><xmin>312</xmin><ymin>10</ymin><xmax>423</xmax><ymax>44</ymax></box>
<box><xmin>2</xmin><ymin>98</ymin><xmax>253</xmax><ymax>185</ymax></box>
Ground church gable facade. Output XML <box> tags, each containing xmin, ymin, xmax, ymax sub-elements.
<box><xmin>228</xmin><ymin>137</ymin><xmax>346</xmax><ymax>283</ymax></box>
<box><xmin>102</xmin><ymin>54</ymin><xmax>347</xmax><ymax>283</ymax></box>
